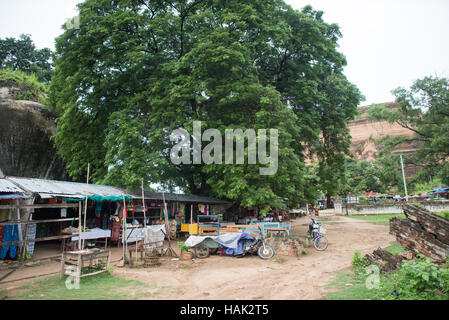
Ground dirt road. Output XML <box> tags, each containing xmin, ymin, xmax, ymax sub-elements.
<box><xmin>0</xmin><ymin>214</ymin><xmax>395</xmax><ymax>299</ymax></box>
<box><xmin>111</xmin><ymin>214</ymin><xmax>396</xmax><ymax>300</ymax></box>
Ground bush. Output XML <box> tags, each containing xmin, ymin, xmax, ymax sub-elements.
<box><xmin>382</xmin><ymin>256</ymin><xmax>449</xmax><ymax>299</ymax></box>
<box><xmin>437</xmin><ymin>211</ymin><xmax>449</xmax><ymax>220</ymax></box>
<box><xmin>177</xmin><ymin>241</ymin><xmax>189</xmax><ymax>252</ymax></box>
<box><xmin>0</xmin><ymin>68</ymin><xmax>48</xmax><ymax>103</ymax></box>
<box><xmin>351</xmin><ymin>250</ymin><xmax>370</xmax><ymax>275</ymax></box>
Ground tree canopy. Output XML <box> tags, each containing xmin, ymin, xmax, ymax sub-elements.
<box><xmin>0</xmin><ymin>34</ymin><xmax>53</xmax><ymax>83</ymax></box>
<box><xmin>370</xmin><ymin>76</ymin><xmax>449</xmax><ymax>187</ymax></box>
<box><xmin>49</xmin><ymin>0</ymin><xmax>363</xmax><ymax>212</ymax></box>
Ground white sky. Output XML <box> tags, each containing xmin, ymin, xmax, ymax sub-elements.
<box><xmin>1</xmin><ymin>0</ymin><xmax>448</xmax><ymax>106</ymax></box>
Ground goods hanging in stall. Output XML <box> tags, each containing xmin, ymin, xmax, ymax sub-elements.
<box><xmin>0</xmin><ymin>176</ymin><xmax>134</xmax><ymax>263</ymax></box>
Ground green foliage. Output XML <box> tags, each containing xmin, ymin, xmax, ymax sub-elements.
<box><xmin>370</xmin><ymin>256</ymin><xmax>449</xmax><ymax>299</ymax></box>
<box><xmin>329</xmin><ymin>256</ymin><xmax>449</xmax><ymax>300</ymax></box>
<box><xmin>342</xmin><ymin>159</ymin><xmax>385</xmax><ymax>194</ymax></box>
<box><xmin>351</xmin><ymin>250</ymin><xmax>370</xmax><ymax>275</ymax></box>
<box><xmin>369</xmin><ymin>76</ymin><xmax>449</xmax><ymax>187</ymax></box>
<box><xmin>49</xmin><ymin>0</ymin><xmax>362</xmax><ymax>210</ymax></box>
<box><xmin>178</xmin><ymin>241</ymin><xmax>189</xmax><ymax>252</ymax></box>
<box><xmin>1</xmin><ymin>273</ymin><xmax>165</xmax><ymax>300</ymax></box>
<box><xmin>398</xmin><ymin>256</ymin><xmax>444</xmax><ymax>293</ymax></box>
<box><xmin>0</xmin><ymin>34</ymin><xmax>53</xmax><ymax>83</ymax></box>
<box><xmin>347</xmin><ymin>214</ymin><xmax>406</xmax><ymax>226</ymax></box>
<box><xmin>436</xmin><ymin>211</ymin><xmax>449</xmax><ymax>219</ymax></box>
<box><xmin>0</xmin><ymin>68</ymin><xmax>48</xmax><ymax>103</ymax></box>
<box><xmin>384</xmin><ymin>242</ymin><xmax>405</xmax><ymax>255</ymax></box>
<box><xmin>326</xmin><ymin>269</ymin><xmax>378</xmax><ymax>300</ymax></box>
<box><xmin>409</xmin><ymin>177</ymin><xmax>441</xmax><ymax>195</ymax></box>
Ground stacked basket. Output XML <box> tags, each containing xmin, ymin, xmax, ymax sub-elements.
<box><xmin>144</xmin><ymin>249</ymin><xmax>161</xmax><ymax>267</ymax></box>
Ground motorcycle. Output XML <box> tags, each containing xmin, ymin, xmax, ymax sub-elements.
<box><xmin>240</xmin><ymin>233</ymin><xmax>275</xmax><ymax>260</ymax></box>
<box><xmin>193</xmin><ymin>226</ymin><xmax>275</xmax><ymax>260</ymax></box>
<box><xmin>307</xmin><ymin>218</ymin><xmax>328</xmax><ymax>251</ymax></box>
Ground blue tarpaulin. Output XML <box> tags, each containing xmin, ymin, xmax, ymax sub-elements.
<box><xmin>0</xmin><ymin>193</ymin><xmax>28</xmax><ymax>200</ymax></box>
<box><xmin>433</xmin><ymin>187</ymin><xmax>449</xmax><ymax>194</ymax></box>
<box><xmin>185</xmin><ymin>232</ymin><xmax>256</xmax><ymax>256</ymax></box>
<box><xmin>220</xmin><ymin>233</ymin><xmax>256</xmax><ymax>256</ymax></box>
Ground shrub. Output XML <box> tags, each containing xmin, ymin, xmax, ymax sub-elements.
<box><xmin>385</xmin><ymin>255</ymin><xmax>449</xmax><ymax>299</ymax></box>
<box><xmin>0</xmin><ymin>68</ymin><xmax>48</xmax><ymax>102</ymax></box>
<box><xmin>177</xmin><ymin>242</ymin><xmax>189</xmax><ymax>252</ymax></box>
<box><xmin>437</xmin><ymin>211</ymin><xmax>449</xmax><ymax>220</ymax></box>
<box><xmin>351</xmin><ymin>250</ymin><xmax>370</xmax><ymax>275</ymax></box>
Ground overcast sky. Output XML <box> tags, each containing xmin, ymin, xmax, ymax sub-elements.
<box><xmin>1</xmin><ymin>0</ymin><xmax>448</xmax><ymax>106</ymax></box>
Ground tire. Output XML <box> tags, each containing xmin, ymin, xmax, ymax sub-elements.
<box><xmin>257</xmin><ymin>244</ymin><xmax>275</xmax><ymax>260</ymax></box>
<box><xmin>194</xmin><ymin>246</ymin><xmax>210</xmax><ymax>259</ymax></box>
<box><xmin>313</xmin><ymin>235</ymin><xmax>328</xmax><ymax>251</ymax></box>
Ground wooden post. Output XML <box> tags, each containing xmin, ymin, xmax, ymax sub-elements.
<box><xmin>135</xmin><ymin>212</ymin><xmax>138</xmax><ymax>267</ymax></box>
<box><xmin>20</xmin><ymin>196</ymin><xmax>35</xmax><ymax>259</ymax></box>
<box><xmin>162</xmin><ymin>192</ymin><xmax>170</xmax><ymax>241</ymax></box>
<box><xmin>122</xmin><ymin>195</ymin><xmax>127</xmax><ymax>264</ymax></box>
<box><xmin>60</xmin><ymin>252</ymin><xmax>65</xmax><ymax>280</ymax></box>
<box><xmin>190</xmin><ymin>204</ymin><xmax>193</xmax><ymax>233</ymax></box>
<box><xmin>162</xmin><ymin>193</ymin><xmax>177</xmax><ymax>257</ymax></box>
<box><xmin>20</xmin><ymin>210</ymin><xmax>33</xmax><ymax>259</ymax></box>
<box><xmin>81</xmin><ymin>163</ymin><xmax>90</xmax><ymax>249</ymax></box>
<box><xmin>142</xmin><ymin>179</ymin><xmax>146</xmax><ymax>228</ymax></box>
<box><xmin>78</xmin><ymin>201</ymin><xmax>82</xmax><ymax>250</ymax></box>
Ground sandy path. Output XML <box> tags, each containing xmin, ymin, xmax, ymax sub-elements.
<box><xmin>0</xmin><ymin>214</ymin><xmax>395</xmax><ymax>299</ymax></box>
<box><xmin>110</xmin><ymin>214</ymin><xmax>396</xmax><ymax>300</ymax></box>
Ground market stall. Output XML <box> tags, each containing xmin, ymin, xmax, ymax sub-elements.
<box><xmin>0</xmin><ymin>176</ymin><xmax>134</xmax><ymax>261</ymax></box>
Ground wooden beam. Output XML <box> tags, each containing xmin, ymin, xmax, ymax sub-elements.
<box><xmin>0</xmin><ymin>234</ymin><xmax>79</xmax><ymax>246</ymax></box>
<box><xmin>0</xmin><ymin>217</ymin><xmax>80</xmax><ymax>226</ymax></box>
<box><xmin>0</xmin><ymin>255</ymin><xmax>61</xmax><ymax>271</ymax></box>
<box><xmin>0</xmin><ymin>203</ymin><xmax>79</xmax><ymax>210</ymax></box>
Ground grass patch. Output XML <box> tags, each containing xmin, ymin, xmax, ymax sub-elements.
<box><xmin>0</xmin><ymin>289</ymin><xmax>8</xmax><ymax>299</ymax></box>
<box><xmin>2</xmin><ymin>272</ymin><xmax>164</xmax><ymax>300</ymax></box>
<box><xmin>326</xmin><ymin>252</ymin><xmax>449</xmax><ymax>300</ymax></box>
<box><xmin>435</xmin><ymin>211</ymin><xmax>449</xmax><ymax>220</ymax></box>
<box><xmin>0</xmin><ymin>68</ymin><xmax>48</xmax><ymax>103</ymax></box>
<box><xmin>325</xmin><ymin>269</ymin><xmax>376</xmax><ymax>300</ymax></box>
<box><xmin>346</xmin><ymin>214</ymin><xmax>406</xmax><ymax>226</ymax></box>
<box><xmin>384</xmin><ymin>242</ymin><xmax>405</xmax><ymax>255</ymax></box>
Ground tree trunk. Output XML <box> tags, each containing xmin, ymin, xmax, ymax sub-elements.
<box><xmin>326</xmin><ymin>194</ymin><xmax>332</xmax><ymax>209</ymax></box>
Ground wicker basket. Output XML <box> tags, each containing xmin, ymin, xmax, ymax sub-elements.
<box><xmin>180</xmin><ymin>251</ymin><xmax>193</xmax><ymax>260</ymax></box>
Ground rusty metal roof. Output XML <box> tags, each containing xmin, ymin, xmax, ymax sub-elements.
<box><xmin>0</xmin><ymin>178</ymin><xmax>26</xmax><ymax>193</ymax></box>
<box><xmin>134</xmin><ymin>190</ymin><xmax>231</xmax><ymax>204</ymax></box>
<box><xmin>6</xmin><ymin>176</ymin><xmax>131</xmax><ymax>199</ymax></box>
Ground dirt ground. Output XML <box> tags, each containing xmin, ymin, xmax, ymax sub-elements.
<box><xmin>0</xmin><ymin>213</ymin><xmax>396</xmax><ymax>300</ymax></box>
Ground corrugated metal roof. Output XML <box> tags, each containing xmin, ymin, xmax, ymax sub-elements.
<box><xmin>137</xmin><ymin>190</ymin><xmax>231</xmax><ymax>204</ymax></box>
<box><xmin>0</xmin><ymin>178</ymin><xmax>26</xmax><ymax>193</ymax></box>
<box><xmin>6</xmin><ymin>177</ymin><xmax>131</xmax><ymax>199</ymax></box>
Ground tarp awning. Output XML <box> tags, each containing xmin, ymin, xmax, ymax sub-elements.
<box><xmin>5</xmin><ymin>177</ymin><xmax>134</xmax><ymax>201</ymax></box>
<box><xmin>0</xmin><ymin>193</ymin><xmax>28</xmax><ymax>200</ymax></box>
<box><xmin>63</xmin><ymin>195</ymin><xmax>133</xmax><ymax>202</ymax></box>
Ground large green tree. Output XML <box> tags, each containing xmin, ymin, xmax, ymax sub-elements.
<box><xmin>370</xmin><ymin>76</ymin><xmax>449</xmax><ymax>187</ymax></box>
<box><xmin>0</xmin><ymin>34</ymin><xmax>53</xmax><ymax>83</ymax></box>
<box><xmin>49</xmin><ymin>0</ymin><xmax>362</xmax><ymax>212</ymax></box>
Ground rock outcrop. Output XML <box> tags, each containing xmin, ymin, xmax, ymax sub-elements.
<box><xmin>0</xmin><ymin>80</ymin><xmax>68</xmax><ymax>180</ymax></box>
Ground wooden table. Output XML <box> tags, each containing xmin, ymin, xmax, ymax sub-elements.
<box><xmin>60</xmin><ymin>249</ymin><xmax>111</xmax><ymax>283</ymax></box>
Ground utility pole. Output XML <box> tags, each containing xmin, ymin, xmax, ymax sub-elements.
<box><xmin>400</xmin><ymin>154</ymin><xmax>409</xmax><ymax>202</ymax></box>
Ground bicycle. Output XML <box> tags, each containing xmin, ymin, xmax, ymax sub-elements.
<box><xmin>307</xmin><ymin>218</ymin><xmax>328</xmax><ymax>251</ymax></box>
